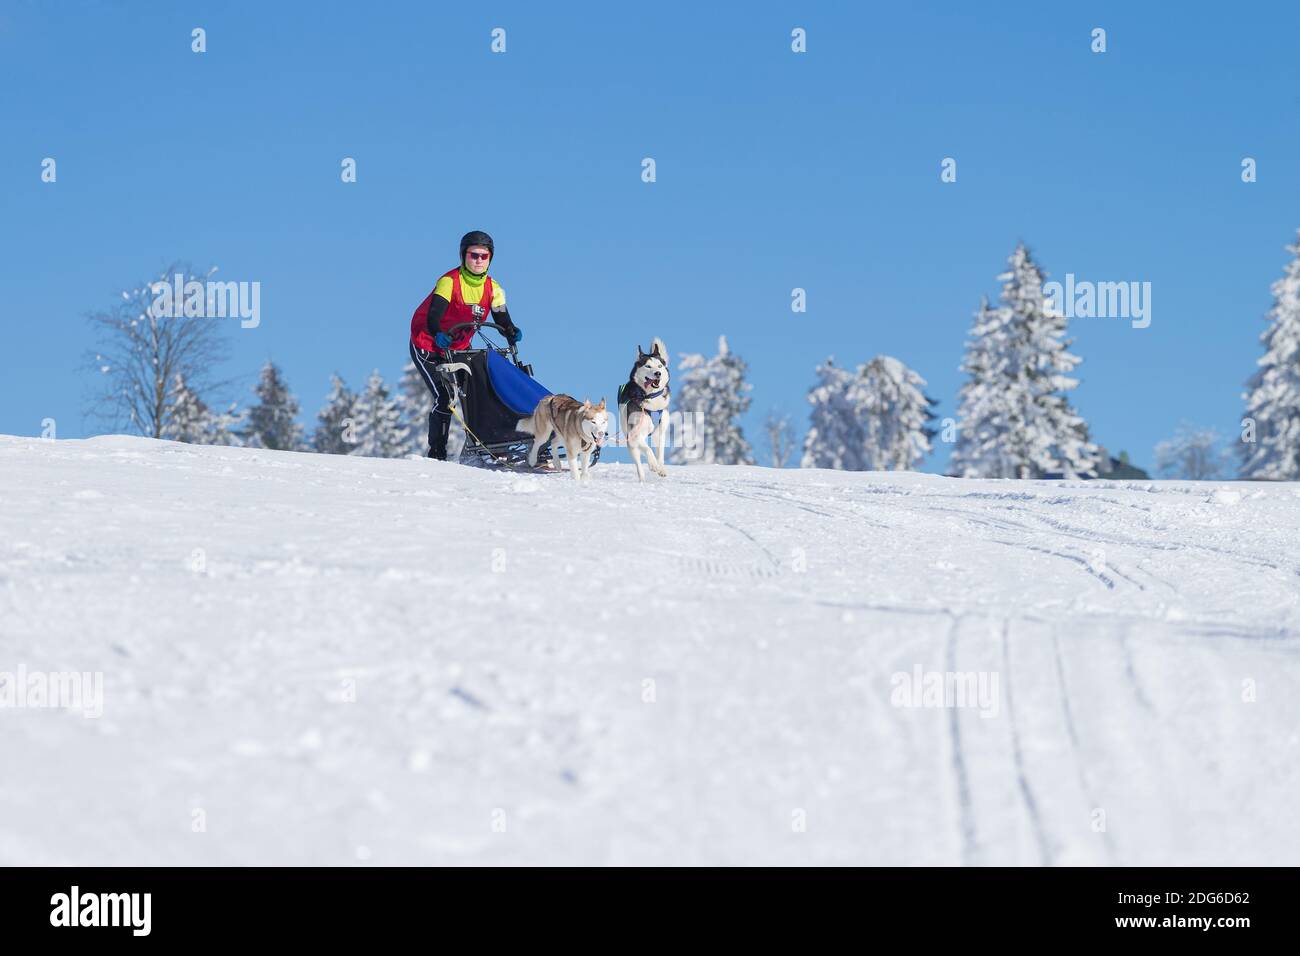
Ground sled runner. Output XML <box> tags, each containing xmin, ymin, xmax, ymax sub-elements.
<box><xmin>434</xmin><ymin>321</ymin><xmax>601</xmax><ymax>470</ymax></box>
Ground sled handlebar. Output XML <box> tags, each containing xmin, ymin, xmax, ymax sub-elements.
<box><xmin>443</xmin><ymin>321</ymin><xmax>520</xmax><ymax>363</ymax></box>
<box><xmin>443</xmin><ymin>320</ymin><xmax>511</xmax><ymax>336</ymax></box>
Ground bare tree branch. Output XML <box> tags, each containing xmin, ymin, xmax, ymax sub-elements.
<box><xmin>765</xmin><ymin>411</ymin><xmax>794</xmax><ymax>468</ymax></box>
<box><xmin>81</xmin><ymin>262</ymin><xmax>234</xmax><ymax>438</ymax></box>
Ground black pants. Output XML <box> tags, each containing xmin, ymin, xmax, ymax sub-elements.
<box><xmin>409</xmin><ymin>341</ymin><xmax>455</xmax><ymax>459</ymax></box>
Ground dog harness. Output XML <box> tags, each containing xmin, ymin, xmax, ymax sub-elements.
<box><xmin>621</xmin><ymin>381</ymin><xmax>669</xmax><ymax>414</ymax></box>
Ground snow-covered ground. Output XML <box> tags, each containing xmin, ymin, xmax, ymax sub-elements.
<box><xmin>2</xmin><ymin>434</ymin><xmax>1298</xmax><ymax>866</ymax></box>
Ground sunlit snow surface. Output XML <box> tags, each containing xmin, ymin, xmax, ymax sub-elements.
<box><xmin>1</xmin><ymin>435</ymin><xmax>1297</xmax><ymax>865</ymax></box>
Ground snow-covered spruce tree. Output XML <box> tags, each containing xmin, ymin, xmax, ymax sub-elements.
<box><xmin>801</xmin><ymin>358</ymin><xmax>863</xmax><ymax>470</ymax></box>
<box><xmin>243</xmin><ymin>361</ymin><xmax>305</xmax><ymax>451</ymax></box>
<box><xmin>1025</xmin><ymin>249</ymin><xmax>1099</xmax><ymax>478</ymax></box>
<box><xmin>351</xmin><ymin>370</ymin><xmax>410</xmax><ymax>458</ymax></box>
<box><xmin>800</xmin><ymin>356</ymin><xmax>935</xmax><ymax>470</ymax></box>
<box><xmin>851</xmin><ymin>355</ymin><xmax>937</xmax><ymax>471</ymax></box>
<box><xmin>398</xmin><ymin>361</ymin><xmax>432</xmax><ymax>456</ymax></box>
<box><xmin>951</xmin><ymin>245</ymin><xmax>1100</xmax><ymax>478</ymax></box>
<box><xmin>949</xmin><ymin>296</ymin><xmax>1016</xmax><ymax>477</ymax></box>
<box><xmin>165</xmin><ymin>374</ymin><xmax>213</xmax><ymax>444</ymax></box>
<box><xmin>671</xmin><ymin>336</ymin><xmax>754</xmax><ymax>465</ymax></box>
<box><xmin>1241</xmin><ymin>230</ymin><xmax>1300</xmax><ymax>479</ymax></box>
<box><xmin>312</xmin><ymin>374</ymin><xmax>359</xmax><ymax>455</ymax></box>
<box><xmin>205</xmin><ymin>402</ymin><xmax>246</xmax><ymax>446</ymax></box>
<box><xmin>398</xmin><ymin>361</ymin><xmax>466</xmax><ymax>457</ymax></box>
<box><xmin>164</xmin><ymin>374</ymin><xmax>243</xmax><ymax>446</ymax></box>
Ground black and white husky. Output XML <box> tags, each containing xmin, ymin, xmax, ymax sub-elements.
<box><xmin>618</xmin><ymin>338</ymin><xmax>671</xmax><ymax>482</ymax></box>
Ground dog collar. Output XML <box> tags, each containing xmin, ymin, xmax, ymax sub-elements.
<box><xmin>639</xmin><ymin>386</ymin><xmax>666</xmax><ymax>400</ymax></box>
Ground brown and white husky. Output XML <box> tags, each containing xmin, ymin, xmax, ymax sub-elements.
<box><xmin>518</xmin><ymin>395</ymin><xmax>609</xmax><ymax>481</ymax></box>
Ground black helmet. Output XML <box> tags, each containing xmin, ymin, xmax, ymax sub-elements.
<box><xmin>459</xmin><ymin>230</ymin><xmax>494</xmax><ymax>260</ymax></box>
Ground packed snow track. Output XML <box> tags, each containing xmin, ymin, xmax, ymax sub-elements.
<box><xmin>1</xmin><ymin>435</ymin><xmax>1297</xmax><ymax>865</ymax></box>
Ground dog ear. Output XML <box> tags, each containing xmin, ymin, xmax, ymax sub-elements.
<box><xmin>637</xmin><ymin>344</ymin><xmax>646</xmax><ymax>358</ymax></box>
<box><xmin>651</xmin><ymin>338</ymin><xmax>667</xmax><ymax>360</ymax></box>
<box><xmin>597</xmin><ymin>398</ymin><xmax>606</xmax><ymax>410</ymax></box>
<box><xmin>583</xmin><ymin>398</ymin><xmax>591</xmax><ymax>408</ymax></box>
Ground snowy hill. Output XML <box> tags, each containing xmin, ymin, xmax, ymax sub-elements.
<box><xmin>2</xmin><ymin>434</ymin><xmax>1298</xmax><ymax>866</ymax></box>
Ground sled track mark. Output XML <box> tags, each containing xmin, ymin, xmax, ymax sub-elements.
<box><xmin>990</xmin><ymin>538</ymin><xmax>1116</xmax><ymax>590</ymax></box>
<box><xmin>450</xmin><ymin>686</ymin><xmax>490</xmax><ymax>711</ymax></box>
<box><xmin>670</xmin><ymin>516</ymin><xmax>786</xmax><ymax>579</ymax></box>
<box><xmin>930</xmin><ymin>488</ymin><xmax>1156</xmax><ymax>516</ymax></box>
<box><xmin>1051</xmin><ymin>631</ymin><xmax>1082</xmax><ymax>753</ymax></box>
<box><xmin>1002</xmin><ymin>620</ymin><xmax>1054</xmax><ymax>866</ymax></box>
<box><xmin>932</xmin><ymin>499</ymin><xmax>1291</xmax><ymax>583</ymax></box>
<box><xmin>675</xmin><ymin>555</ymin><xmax>778</xmax><ymax>579</ymax></box>
<box><xmin>998</xmin><ymin>503</ymin><xmax>1297</xmax><ymax>577</ymax></box>
<box><xmin>945</xmin><ymin>616</ymin><xmax>979</xmax><ymax>866</ymax></box>
<box><xmin>1105</xmin><ymin>563</ymin><xmax>1146</xmax><ymax>592</ymax></box>
<box><xmin>927</xmin><ymin>505</ymin><xmax>1136</xmax><ymax>590</ymax></box>
<box><xmin>715</xmin><ymin>517</ymin><xmax>786</xmax><ymax>573</ymax></box>
<box><xmin>1116</xmin><ymin>626</ymin><xmax>1154</xmax><ymax>713</ymax></box>
<box><xmin>808</xmin><ymin>598</ymin><xmax>954</xmax><ymax>619</ymax></box>
<box><xmin>673</xmin><ymin>477</ymin><xmax>892</xmax><ymax>529</ymax></box>
<box><xmin>1052</xmin><ymin>630</ymin><xmax>1116</xmax><ymax>862</ymax></box>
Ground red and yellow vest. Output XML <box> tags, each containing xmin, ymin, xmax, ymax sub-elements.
<box><xmin>410</xmin><ymin>267</ymin><xmax>504</xmax><ymax>351</ymax></box>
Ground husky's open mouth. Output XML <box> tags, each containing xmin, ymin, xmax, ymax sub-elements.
<box><xmin>643</xmin><ymin>374</ymin><xmax>661</xmax><ymax>389</ymax></box>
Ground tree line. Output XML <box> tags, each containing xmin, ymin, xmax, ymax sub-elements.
<box><xmin>84</xmin><ymin>233</ymin><xmax>1300</xmax><ymax>480</ymax></box>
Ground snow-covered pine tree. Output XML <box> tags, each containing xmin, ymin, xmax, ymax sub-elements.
<box><xmin>951</xmin><ymin>245</ymin><xmax>1099</xmax><ymax>478</ymax></box>
<box><xmin>312</xmin><ymin>374</ymin><xmax>360</xmax><ymax>455</ymax></box>
<box><xmin>1021</xmin><ymin>247</ymin><xmax>1099</xmax><ymax>479</ymax></box>
<box><xmin>398</xmin><ymin>361</ymin><xmax>465</xmax><ymax>458</ymax></box>
<box><xmin>206</xmin><ymin>402</ymin><xmax>246</xmax><ymax>446</ymax></box>
<box><xmin>1241</xmin><ymin>230</ymin><xmax>1300</xmax><ymax>480</ymax></box>
<box><xmin>851</xmin><ymin>355</ymin><xmax>937</xmax><ymax>471</ymax></box>
<box><xmin>398</xmin><ymin>361</ymin><xmax>431</xmax><ymax>456</ymax></box>
<box><xmin>671</xmin><ymin>336</ymin><xmax>754</xmax><ymax>465</ymax></box>
<box><xmin>163</xmin><ymin>373</ymin><xmax>243</xmax><ymax>446</ymax></box>
<box><xmin>801</xmin><ymin>358</ymin><xmax>863</xmax><ymax>470</ymax></box>
<box><xmin>351</xmin><ymin>369</ymin><xmax>410</xmax><ymax>458</ymax></box>
<box><xmin>800</xmin><ymin>356</ymin><xmax>935</xmax><ymax>471</ymax></box>
<box><xmin>949</xmin><ymin>296</ymin><xmax>1016</xmax><ymax>477</ymax></box>
<box><xmin>243</xmin><ymin>361</ymin><xmax>305</xmax><ymax>451</ymax></box>
<box><xmin>165</xmin><ymin>374</ymin><xmax>213</xmax><ymax>444</ymax></box>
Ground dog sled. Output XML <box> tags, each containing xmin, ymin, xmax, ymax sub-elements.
<box><xmin>434</xmin><ymin>321</ymin><xmax>601</xmax><ymax>470</ymax></box>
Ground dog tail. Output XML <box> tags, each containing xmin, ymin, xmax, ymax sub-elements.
<box><xmin>516</xmin><ymin>414</ymin><xmax>535</xmax><ymax>435</ymax></box>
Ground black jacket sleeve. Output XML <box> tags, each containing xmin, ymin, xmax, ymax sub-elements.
<box><xmin>425</xmin><ymin>293</ymin><xmax>449</xmax><ymax>339</ymax></box>
<box><xmin>493</xmin><ymin>305</ymin><xmax>518</xmax><ymax>337</ymax></box>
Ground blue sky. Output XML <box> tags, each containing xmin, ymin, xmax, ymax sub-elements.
<box><xmin>2</xmin><ymin>0</ymin><xmax>1298</xmax><ymax>471</ymax></box>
